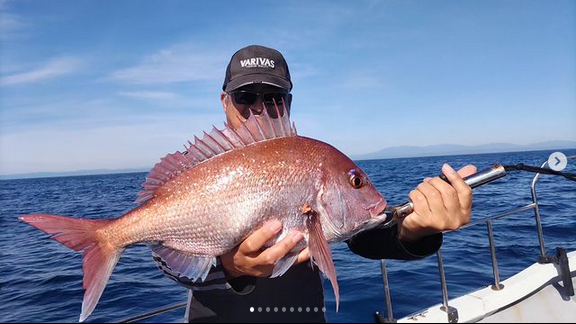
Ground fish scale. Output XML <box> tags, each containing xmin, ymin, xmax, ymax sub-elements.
<box><xmin>20</xmin><ymin>106</ymin><xmax>387</xmax><ymax>322</ymax></box>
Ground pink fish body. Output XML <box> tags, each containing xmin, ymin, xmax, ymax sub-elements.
<box><xmin>20</xmin><ymin>106</ymin><xmax>387</xmax><ymax>322</ymax></box>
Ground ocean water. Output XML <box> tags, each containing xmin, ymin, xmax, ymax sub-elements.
<box><xmin>1</xmin><ymin>149</ymin><xmax>575</xmax><ymax>323</ymax></box>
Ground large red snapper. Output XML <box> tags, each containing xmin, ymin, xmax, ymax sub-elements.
<box><xmin>20</xmin><ymin>106</ymin><xmax>387</xmax><ymax>322</ymax></box>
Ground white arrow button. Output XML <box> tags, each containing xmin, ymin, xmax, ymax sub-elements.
<box><xmin>548</xmin><ymin>152</ymin><xmax>567</xmax><ymax>171</ymax></box>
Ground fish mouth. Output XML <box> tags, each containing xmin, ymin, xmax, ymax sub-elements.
<box><xmin>366</xmin><ymin>198</ymin><xmax>387</xmax><ymax>218</ymax></box>
<box><xmin>347</xmin><ymin>199</ymin><xmax>389</xmax><ymax>237</ymax></box>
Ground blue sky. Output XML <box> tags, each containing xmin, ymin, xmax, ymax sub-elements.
<box><xmin>1</xmin><ymin>0</ymin><xmax>575</xmax><ymax>175</ymax></box>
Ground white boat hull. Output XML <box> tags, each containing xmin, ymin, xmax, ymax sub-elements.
<box><xmin>398</xmin><ymin>250</ymin><xmax>576</xmax><ymax>323</ymax></box>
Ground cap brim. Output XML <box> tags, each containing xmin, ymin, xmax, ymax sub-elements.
<box><xmin>224</xmin><ymin>74</ymin><xmax>291</xmax><ymax>92</ymax></box>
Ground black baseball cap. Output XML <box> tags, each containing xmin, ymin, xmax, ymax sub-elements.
<box><xmin>222</xmin><ymin>45</ymin><xmax>292</xmax><ymax>92</ymax></box>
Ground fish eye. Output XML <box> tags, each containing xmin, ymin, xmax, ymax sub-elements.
<box><xmin>348</xmin><ymin>170</ymin><xmax>364</xmax><ymax>189</ymax></box>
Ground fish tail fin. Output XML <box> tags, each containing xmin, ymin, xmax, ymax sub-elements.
<box><xmin>19</xmin><ymin>214</ymin><xmax>123</xmax><ymax>322</ymax></box>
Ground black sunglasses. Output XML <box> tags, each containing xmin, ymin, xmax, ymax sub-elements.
<box><xmin>229</xmin><ymin>90</ymin><xmax>292</xmax><ymax>119</ymax></box>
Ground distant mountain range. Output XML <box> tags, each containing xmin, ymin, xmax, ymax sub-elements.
<box><xmin>352</xmin><ymin>140</ymin><xmax>576</xmax><ymax>161</ymax></box>
<box><xmin>2</xmin><ymin>140</ymin><xmax>575</xmax><ymax>180</ymax></box>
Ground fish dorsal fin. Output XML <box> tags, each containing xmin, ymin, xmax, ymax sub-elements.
<box><xmin>136</xmin><ymin>102</ymin><xmax>296</xmax><ymax>203</ymax></box>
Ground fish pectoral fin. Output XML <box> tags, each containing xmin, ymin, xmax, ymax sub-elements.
<box><xmin>151</xmin><ymin>244</ymin><xmax>216</xmax><ymax>283</ymax></box>
<box><xmin>270</xmin><ymin>252</ymin><xmax>299</xmax><ymax>278</ymax></box>
<box><xmin>305</xmin><ymin>208</ymin><xmax>340</xmax><ymax>312</ymax></box>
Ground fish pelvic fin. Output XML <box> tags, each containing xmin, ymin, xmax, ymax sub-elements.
<box><xmin>150</xmin><ymin>244</ymin><xmax>216</xmax><ymax>283</ymax></box>
<box><xmin>270</xmin><ymin>252</ymin><xmax>299</xmax><ymax>278</ymax></box>
<box><xmin>304</xmin><ymin>206</ymin><xmax>340</xmax><ymax>312</ymax></box>
<box><xmin>19</xmin><ymin>214</ymin><xmax>122</xmax><ymax>322</ymax></box>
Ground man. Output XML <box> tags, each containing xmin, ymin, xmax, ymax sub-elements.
<box><xmin>154</xmin><ymin>45</ymin><xmax>476</xmax><ymax>323</ymax></box>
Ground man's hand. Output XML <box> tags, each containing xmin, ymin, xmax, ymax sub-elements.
<box><xmin>221</xmin><ymin>220</ymin><xmax>310</xmax><ymax>278</ymax></box>
<box><xmin>398</xmin><ymin>163</ymin><xmax>477</xmax><ymax>242</ymax></box>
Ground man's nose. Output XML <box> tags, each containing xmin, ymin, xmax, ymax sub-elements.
<box><xmin>250</xmin><ymin>96</ymin><xmax>265</xmax><ymax>113</ymax></box>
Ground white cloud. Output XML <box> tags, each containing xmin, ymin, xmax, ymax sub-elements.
<box><xmin>118</xmin><ymin>91</ymin><xmax>178</xmax><ymax>100</ymax></box>
<box><xmin>0</xmin><ymin>57</ymin><xmax>83</xmax><ymax>85</ymax></box>
<box><xmin>0</xmin><ymin>0</ymin><xmax>10</xmax><ymax>10</ymax></box>
<box><xmin>0</xmin><ymin>12</ymin><xmax>27</xmax><ymax>36</ymax></box>
<box><xmin>0</xmin><ymin>1</ymin><xmax>28</xmax><ymax>38</ymax></box>
<box><xmin>335</xmin><ymin>70</ymin><xmax>387</xmax><ymax>91</ymax></box>
<box><xmin>0</xmin><ymin>112</ymin><xmax>223</xmax><ymax>175</ymax></box>
<box><xmin>109</xmin><ymin>44</ymin><xmax>228</xmax><ymax>84</ymax></box>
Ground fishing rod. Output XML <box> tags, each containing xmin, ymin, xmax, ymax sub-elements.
<box><xmin>379</xmin><ymin>158</ymin><xmax>576</xmax><ymax>227</ymax></box>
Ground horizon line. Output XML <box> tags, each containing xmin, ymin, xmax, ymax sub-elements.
<box><xmin>2</xmin><ymin>146</ymin><xmax>575</xmax><ymax>181</ymax></box>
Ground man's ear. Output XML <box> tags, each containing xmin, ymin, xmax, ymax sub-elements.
<box><xmin>221</xmin><ymin>92</ymin><xmax>228</xmax><ymax>111</ymax></box>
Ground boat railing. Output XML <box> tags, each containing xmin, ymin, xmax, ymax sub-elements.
<box><xmin>375</xmin><ymin>155</ymin><xmax>576</xmax><ymax>323</ymax></box>
<box><xmin>114</xmin><ymin>301</ymin><xmax>187</xmax><ymax>323</ymax></box>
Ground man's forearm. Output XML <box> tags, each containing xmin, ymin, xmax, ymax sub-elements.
<box><xmin>346</xmin><ymin>225</ymin><xmax>443</xmax><ymax>260</ymax></box>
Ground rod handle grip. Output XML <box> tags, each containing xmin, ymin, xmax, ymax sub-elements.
<box><xmin>394</xmin><ymin>164</ymin><xmax>507</xmax><ymax>218</ymax></box>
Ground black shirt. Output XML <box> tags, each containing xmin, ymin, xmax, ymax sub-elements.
<box><xmin>154</xmin><ymin>224</ymin><xmax>442</xmax><ymax>323</ymax></box>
